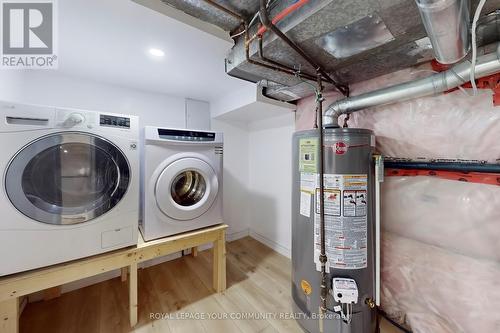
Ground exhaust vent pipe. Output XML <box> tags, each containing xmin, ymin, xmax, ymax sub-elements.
<box><xmin>415</xmin><ymin>0</ymin><xmax>471</xmax><ymax>64</ymax></box>
<box><xmin>323</xmin><ymin>43</ymin><xmax>500</xmax><ymax>128</ymax></box>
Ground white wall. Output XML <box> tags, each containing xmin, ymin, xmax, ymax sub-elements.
<box><xmin>210</xmin><ymin>84</ymin><xmax>257</xmax><ymax>118</ymax></box>
<box><xmin>247</xmin><ymin>113</ymin><xmax>295</xmax><ymax>257</ymax></box>
<box><xmin>211</xmin><ymin>119</ymin><xmax>250</xmax><ymax>238</ymax></box>
<box><xmin>0</xmin><ymin>71</ymin><xmax>189</xmax><ymax>128</ymax></box>
<box><xmin>186</xmin><ymin>98</ymin><xmax>210</xmax><ymax>130</ymax></box>
<box><xmin>211</xmin><ymin>86</ymin><xmax>296</xmax><ymax>256</ymax></box>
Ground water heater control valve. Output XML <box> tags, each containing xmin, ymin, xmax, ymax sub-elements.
<box><xmin>332</xmin><ymin>278</ymin><xmax>359</xmax><ymax>304</ymax></box>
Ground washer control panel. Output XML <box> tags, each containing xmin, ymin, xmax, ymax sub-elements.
<box><xmin>158</xmin><ymin>128</ymin><xmax>215</xmax><ymax>142</ymax></box>
<box><xmin>100</xmin><ymin>114</ymin><xmax>130</xmax><ymax>128</ymax></box>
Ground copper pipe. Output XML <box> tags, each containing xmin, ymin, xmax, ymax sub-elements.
<box><xmin>245</xmin><ymin>25</ymin><xmax>320</xmax><ymax>84</ymax></box>
<box><xmin>249</xmin><ymin>0</ymin><xmax>309</xmax><ymax>45</ymax></box>
<box><xmin>258</xmin><ymin>0</ymin><xmax>349</xmax><ymax>96</ymax></box>
<box><xmin>200</xmin><ymin>0</ymin><xmax>244</xmax><ymax>23</ymax></box>
<box><xmin>316</xmin><ymin>72</ymin><xmax>328</xmax><ymax>328</ymax></box>
<box><xmin>206</xmin><ymin>2</ymin><xmax>344</xmax><ymax>97</ymax></box>
<box><xmin>257</xmin><ymin>36</ymin><xmax>318</xmax><ymax>82</ymax></box>
<box><xmin>256</xmin><ymin>0</ymin><xmax>310</xmax><ymax>36</ymax></box>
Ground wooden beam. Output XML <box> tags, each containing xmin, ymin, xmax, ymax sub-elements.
<box><xmin>0</xmin><ymin>298</ymin><xmax>19</xmax><ymax>333</ymax></box>
<box><xmin>43</xmin><ymin>286</ymin><xmax>61</xmax><ymax>301</ymax></box>
<box><xmin>18</xmin><ymin>297</ymin><xmax>27</xmax><ymax>317</ymax></box>
<box><xmin>191</xmin><ymin>246</ymin><xmax>198</xmax><ymax>257</ymax></box>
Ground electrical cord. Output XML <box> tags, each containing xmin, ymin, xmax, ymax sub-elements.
<box><xmin>232</xmin><ymin>0</ymin><xmax>279</xmax><ymax>38</ymax></box>
<box><xmin>470</xmin><ymin>0</ymin><xmax>488</xmax><ymax>95</ymax></box>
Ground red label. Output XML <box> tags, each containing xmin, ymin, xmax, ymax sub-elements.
<box><xmin>334</xmin><ymin>141</ymin><xmax>348</xmax><ymax>155</ymax></box>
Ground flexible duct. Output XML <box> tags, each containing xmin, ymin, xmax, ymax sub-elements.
<box><xmin>323</xmin><ymin>43</ymin><xmax>500</xmax><ymax>128</ymax></box>
<box><xmin>415</xmin><ymin>0</ymin><xmax>471</xmax><ymax>64</ymax></box>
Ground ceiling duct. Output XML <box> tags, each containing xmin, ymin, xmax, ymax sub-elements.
<box><xmin>138</xmin><ymin>0</ymin><xmax>500</xmax><ymax>101</ymax></box>
<box><xmin>323</xmin><ymin>43</ymin><xmax>500</xmax><ymax>127</ymax></box>
<box><xmin>415</xmin><ymin>0</ymin><xmax>471</xmax><ymax>64</ymax></box>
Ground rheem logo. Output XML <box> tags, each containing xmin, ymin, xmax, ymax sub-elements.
<box><xmin>333</xmin><ymin>141</ymin><xmax>348</xmax><ymax>155</ymax></box>
<box><xmin>1</xmin><ymin>0</ymin><xmax>57</xmax><ymax>68</ymax></box>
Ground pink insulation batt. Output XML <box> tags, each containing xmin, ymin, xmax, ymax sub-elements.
<box><xmin>296</xmin><ymin>65</ymin><xmax>500</xmax><ymax>332</ymax></box>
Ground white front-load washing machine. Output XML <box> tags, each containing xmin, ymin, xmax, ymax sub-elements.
<box><xmin>0</xmin><ymin>101</ymin><xmax>139</xmax><ymax>276</ymax></box>
<box><xmin>140</xmin><ymin>126</ymin><xmax>223</xmax><ymax>241</ymax></box>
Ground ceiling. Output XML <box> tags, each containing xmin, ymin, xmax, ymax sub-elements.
<box><xmin>57</xmin><ymin>0</ymin><xmax>251</xmax><ymax>102</ymax></box>
<box><xmin>142</xmin><ymin>0</ymin><xmax>500</xmax><ymax>101</ymax></box>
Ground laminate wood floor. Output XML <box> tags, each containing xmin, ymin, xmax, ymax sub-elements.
<box><xmin>20</xmin><ymin>237</ymin><xmax>402</xmax><ymax>333</ymax></box>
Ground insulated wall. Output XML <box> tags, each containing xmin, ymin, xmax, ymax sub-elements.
<box><xmin>296</xmin><ymin>64</ymin><xmax>500</xmax><ymax>333</ymax></box>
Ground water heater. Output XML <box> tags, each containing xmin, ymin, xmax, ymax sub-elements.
<box><xmin>292</xmin><ymin>128</ymin><xmax>376</xmax><ymax>333</ymax></box>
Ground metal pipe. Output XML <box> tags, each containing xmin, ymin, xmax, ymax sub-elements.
<box><xmin>200</xmin><ymin>0</ymin><xmax>244</xmax><ymax>22</ymax></box>
<box><xmin>256</xmin><ymin>0</ymin><xmax>310</xmax><ymax>36</ymax></box>
<box><xmin>374</xmin><ymin>155</ymin><xmax>384</xmax><ymax>307</ymax></box>
<box><xmin>384</xmin><ymin>160</ymin><xmax>500</xmax><ymax>173</ymax></box>
<box><xmin>244</xmin><ymin>25</ymin><xmax>328</xmax><ymax>85</ymax></box>
<box><xmin>202</xmin><ymin>0</ymin><xmax>349</xmax><ymax>97</ymax></box>
<box><xmin>245</xmin><ymin>27</ymin><xmax>308</xmax><ymax>79</ymax></box>
<box><xmin>248</xmin><ymin>0</ymin><xmax>309</xmax><ymax>47</ymax></box>
<box><xmin>316</xmin><ymin>72</ymin><xmax>327</xmax><ymax>333</ymax></box>
<box><xmin>258</xmin><ymin>0</ymin><xmax>349</xmax><ymax>97</ymax></box>
<box><xmin>257</xmin><ymin>36</ymin><xmax>318</xmax><ymax>81</ymax></box>
<box><xmin>323</xmin><ymin>43</ymin><xmax>500</xmax><ymax>127</ymax></box>
<box><xmin>415</xmin><ymin>0</ymin><xmax>470</xmax><ymax>64</ymax></box>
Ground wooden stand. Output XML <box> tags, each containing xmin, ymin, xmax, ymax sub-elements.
<box><xmin>0</xmin><ymin>224</ymin><xmax>227</xmax><ymax>333</ymax></box>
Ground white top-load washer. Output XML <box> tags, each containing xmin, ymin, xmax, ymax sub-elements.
<box><xmin>0</xmin><ymin>101</ymin><xmax>139</xmax><ymax>276</ymax></box>
<box><xmin>140</xmin><ymin>126</ymin><xmax>223</xmax><ymax>241</ymax></box>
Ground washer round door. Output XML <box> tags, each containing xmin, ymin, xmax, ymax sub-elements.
<box><xmin>155</xmin><ymin>157</ymin><xmax>218</xmax><ymax>221</ymax></box>
<box><xmin>5</xmin><ymin>132</ymin><xmax>130</xmax><ymax>225</ymax></box>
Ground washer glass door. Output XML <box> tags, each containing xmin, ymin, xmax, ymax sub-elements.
<box><xmin>155</xmin><ymin>157</ymin><xmax>218</xmax><ymax>221</ymax></box>
<box><xmin>5</xmin><ymin>132</ymin><xmax>130</xmax><ymax>225</ymax></box>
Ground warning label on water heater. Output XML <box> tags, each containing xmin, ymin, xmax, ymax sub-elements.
<box><xmin>313</xmin><ymin>174</ymin><xmax>368</xmax><ymax>271</ymax></box>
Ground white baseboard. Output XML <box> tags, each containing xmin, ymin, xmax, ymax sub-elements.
<box><xmin>227</xmin><ymin>228</ymin><xmax>250</xmax><ymax>242</ymax></box>
<box><xmin>249</xmin><ymin>230</ymin><xmax>291</xmax><ymax>258</ymax></box>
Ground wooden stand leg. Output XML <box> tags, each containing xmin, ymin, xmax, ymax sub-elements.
<box><xmin>121</xmin><ymin>267</ymin><xmax>128</xmax><ymax>282</ymax></box>
<box><xmin>129</xmin><ymin>263</ymin><xmax>138</xmax><ymax>327</ymax></box>
<box><xmin>0</xmin><ymin>298</ymin><xmax>19</xmax><ymax>333</ymax></box>
<box><xmin>212</xmin><ymin>232</ymin><xmax>226</xmax><ymax>293</ymax></box>
<box><xmin>191</xmin><ymin>246</ymin><xmax>198</xmax><ymax>257</ymax></box>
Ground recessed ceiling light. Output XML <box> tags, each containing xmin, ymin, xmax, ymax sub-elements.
<box><xmin>149</xmin><ymin>48</ymin><xmax>165</xmax><ymax>57</ymax></box>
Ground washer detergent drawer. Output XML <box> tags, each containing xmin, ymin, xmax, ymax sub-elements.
<box><xmin>101</xmin><ymin>226</ymin><xmax>134</xmax><ymax>249</ymax></box>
